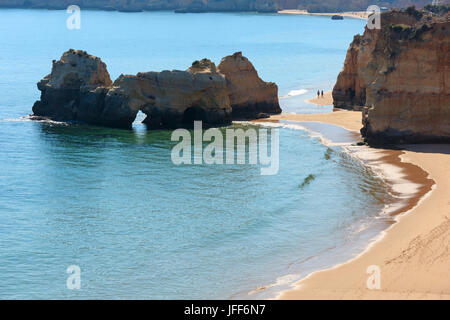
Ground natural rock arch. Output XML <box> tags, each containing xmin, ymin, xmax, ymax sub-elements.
<box><xmin>32</xmin><ymin>50</ymin><xmax>281</xmax><ymax>130</ymax></box>
<box><xmin>182</xmin><ymin>106</ymin><xmax>208</xmax><ymax>126</ymax></box>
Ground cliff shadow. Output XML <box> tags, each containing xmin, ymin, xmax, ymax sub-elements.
<box><xmin>367</xmin><ymin>143</ymin><xmax>450</xmax><ymax>155</ymax></box>
<box><xmin>395</xmin><ymin>144</ymin><xmax>450</xmax><ymax>155</ymax></box>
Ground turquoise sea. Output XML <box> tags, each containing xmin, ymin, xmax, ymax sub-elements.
<box><xmin>0</xmin><ymin>10</ymin><xmax>393</xmax><ymax>299</ymax></box>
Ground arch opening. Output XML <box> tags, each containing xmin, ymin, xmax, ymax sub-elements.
<box><xmin>182</xmin><ymin>106</ymin><xmax>208</xmax><ymax>126</ymax></box>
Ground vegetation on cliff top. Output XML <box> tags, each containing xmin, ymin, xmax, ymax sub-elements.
<box><xmin>423</xmin><ymin>3</ymin><xmax>450</xmax><ymax>14</ymax></box>
<box><xmin>385</xmin><ymin>6</ymin><xmax>446</xmax><ymax>42</ymax></box>
<box><xmin>405</xmin><ymin>5</ymin><xmax>424</xmax><ymax>20</ymax></box>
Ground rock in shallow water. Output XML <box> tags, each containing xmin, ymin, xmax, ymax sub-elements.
<box><xmin>32</xmin><ymin>50</ymin><xmax>281</xmax><ymax>129</ymax></box>
<box><xmin>218</xmin><ymin>52</ymin><xmax>281</xmax><ymax>120</ymax></box>
<box><xmin>32</xmin><ymin>49</ymin><xmax>137</xmax><ymax>128</ymax></box>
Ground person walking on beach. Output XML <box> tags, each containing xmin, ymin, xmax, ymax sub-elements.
<box><xmin>321</xmin><ymin>90</ymin><xmax>324</xmax><ymax>98</ymax></box>
<box><xmin>317</xmin><ymin>90</ymin><xmax>320</xmax><ymax>98</ymax></box>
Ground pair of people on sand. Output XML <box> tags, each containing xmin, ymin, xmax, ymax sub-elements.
<box><xmin>317</xmin><ymin>90</ymin><xmax>324</xmax><ymax>98</ymax></box>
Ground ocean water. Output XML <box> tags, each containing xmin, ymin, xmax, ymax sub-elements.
<box><xmin>0</xmin><ymin>10</ymin><xmax>392</xmax><ymax>299</ymax></box>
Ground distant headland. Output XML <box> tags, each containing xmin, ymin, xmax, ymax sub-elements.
<box><xmin>0</xmin><ymin>0</ymin><xmax>441</xmax><ymax>13</ymax></box>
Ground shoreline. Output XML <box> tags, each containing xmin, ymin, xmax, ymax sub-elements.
<box><xmin>257</xmin><ymin>110</ymin><xmax>450</xmax><ymax>299</ymax></box>
<box><xmin>305</xmin><ymin>90</ymin><xmax>333</xmax><ymax>106</ymax></box>
<box><xmin>278</xmin><ymin>9</ymin><xmax>369</xmax><ymax>20</ymax></box>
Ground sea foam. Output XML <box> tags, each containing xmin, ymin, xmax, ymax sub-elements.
<box><xmin>281</xmin><ymin>89</ymin><xmax>308</xmax><ymax>99</ymax></box>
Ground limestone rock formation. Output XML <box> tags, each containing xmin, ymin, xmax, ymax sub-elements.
<box><xmin>32</xmin><ymin>49</ymin><xmax>138</xmax><ymax>128</ymax></box>
<box><xmin>332</xmin><ymin>34</ymin><xmax>367</xmax><ymax>110</ymax></box>
<box><xmin>332</xmin><ymin>10</ymin><xmax>423</xmax><ymax>110</ymax></box>
<box><xmin>333</xmin><ymin>9</ymin><xmax>450</xmax><ymax>144</ymax></box>
<box><xmin>218</xmin><ymin>52</ymin><xmax>281</xmax><ymax>119</ymax></box>
<box><xmin>113</xmin><ymin>60</ymin><xmax>232</xmax><ymax>129</ymax></box>
<box><xmin>32</xmin><ymin>50</ymin><xmax>280</xmax><ymax>129</ymax></box>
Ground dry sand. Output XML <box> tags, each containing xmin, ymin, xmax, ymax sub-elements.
<box><xmin>278</xmin><ymin>10</ymin><xmax>369</xmax><ymax>20</ymax></box>
<box><xmin>261</xmin><ymin>110</ymin><xmax>450</xmax><ymax>299</ymax></box>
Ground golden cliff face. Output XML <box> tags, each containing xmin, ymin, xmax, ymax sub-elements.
<box><xmin>218</xmin><ymin>52</ymin><xmax>281</xmax><ymax>119</ymax></box>
<box><xmin>332</xmin><ymin>34</ymin><xmax>368</xmax><ymax>110</ymax></box>
<box><xmin>333</xmin><ymin>10</ymin><xmax>450</xmax><ymax>145</ymax></box>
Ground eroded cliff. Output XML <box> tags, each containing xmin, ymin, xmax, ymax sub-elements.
<box><xmin>32</xmin><ymin>49</ymin><xmax>138</xmax><ymax>128</ymax></box>
<box><xmin>333</xmin><ymin>8</ymin><xmax>450</xmax><ymax>144</ymax></box>
<box><xmin>218</xmin><ymin>52</ymin><xmax>281</xmax><ymax>119</ymax></box>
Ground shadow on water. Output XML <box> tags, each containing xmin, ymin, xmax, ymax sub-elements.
<box><xmin>35</xmin><ymin>120</ymin><xmax>272</xmax><ymax>150</ymax></box>
<box><xmin>35</xmin><ymin>121</ymin><xmax>175</xmax><ymax>149</ymax></box>
<box><xmin>385</xmin><ymin>144</ymin><xmax>450</xmax><ymax>155</ymax></box>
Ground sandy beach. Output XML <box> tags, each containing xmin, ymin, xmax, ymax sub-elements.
<box><xmin>278</xmin><ymin>10</ymin><xmax>369</xmax><ymax>20</ymax></box>
<box><xmin>270</xmin><ymin>109</ymin><xmax>361</xmax><ymax>132</ymax></box>
<box><xmin>306</xmin><ymin>90</ymin><xmax>333</xmax><ymax>106</ymax></box>
<box><xmin>265</xmin><ymin>109</ymin><xmax>450</xmax><ymax>300</ymax></box>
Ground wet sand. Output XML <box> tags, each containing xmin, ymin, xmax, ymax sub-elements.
<box><xmin>260</xmin><ymin>110</ymin><xmax>450</xmax><ymax>299</ymax></box>
<box><xmin>270</xmin><ymin>109</ymin><xmax>362</xmax><ymax>132</ymax></box>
